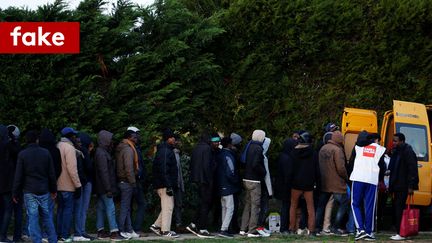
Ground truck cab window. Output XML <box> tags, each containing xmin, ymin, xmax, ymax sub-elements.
<box><xmin>397</xmin><ymin>123</ymin><xmax>429</xmax><ymax>162</ymax></box>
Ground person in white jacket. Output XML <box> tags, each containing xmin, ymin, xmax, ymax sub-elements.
<box><xmin>349</xmin><ymin>131</ymin><xmax>386</xmax><ymax>241</ymax></box>
<box><xmin>257</xmin><ymin>137</ymin><xmax>272</xmax><ymax>235</ymax></box>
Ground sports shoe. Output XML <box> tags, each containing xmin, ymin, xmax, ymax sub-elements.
<box><xmin>42</xmin><ymin>238</ymin><xmax>49</xmax><ymax>243</ymax></box>
<box><xmin>73</xmin><ymin>236</ymin><xmax>91</xmax><ymax>241</ymax></box>
<box><xmin>365</xmin><ymin>234</ymin><xmax>376</xmax><ymax>241</ymax></box>
<box><xmin>332</xmin><ymin>228</ymin><xmax>348</xmax><ymax>236</ymax></box>
<box><xmin>247</xmin><ymin>231</ymin><xmax>261</xmax><ymax>238</ymax></box>
<box><xmin>110</xmin><ymin>232</ymin><xmax>129</xmax><ymax>241</ymax></box>
<box><xmin>390</xmin><ymin>234</ymin><xmax>406</xmax><ymax>241</ymax></box>
<box><xmin>186</xmin><ymin>223</ymin><xmax>198</xmax><ymax>235</ymax></box>
<box><xmin>97</xmin><ymin>230</ymin><xmax>110</xmax><ymax>239</ymax></box>
<box><xmin>355</xmin><ymin>230</ymin><xmax>367</xmax><ymax>241</ymax></box>
<box><xmin>239</xmin><ymin>230</ymin><xmax>247</xmax><ymax>236</ymax></box>
<box><xmin>218</xmin><ymin>230</ymin><xmax>234</xmax><ymax>238</ymax></box>
<box><xmin>150</xmin><ymin>224</ymin><xmax>162</xmax><ymax>236</ymax></box>
<box><xmin>196</xmin><ymin>229</ymin><xmax>215</xmax><ymax>238</ymax></box>
<box><xmin>128</xmin><ymin>231</ymin><xmax>140</xmax><ymax>239</ymax></box>
<box><xmin>162</xmin><ymin>231</ymin><xmax>179</xmax><ymax>238</ymax></box>
<box><xmin>59</xmin><ymin>237</ymin><xmax>73</xmax><ymax>243</ymax></box>
<box><xmin>0</xmin><ymin>238</ymin><xmax>14</xmax><ymax>243</ymax></box>
<box><xmin>82</xmin><ymin>233</ymin><xmax>96</xmax><ymax>241</ymax></box>
<box><xmin>256</xmin><ymin>227</ymin><xmax>270</xmax><ymax>237</ymax></box>
<box><xmin>317</xmin><ymin>229</ymin><xmax>332</xmax><ymax>236</ymax></box>
<box><xmin>120</xmin><ymin>232</ymin><xmax>131</xmax><ymax>239</ymax></box>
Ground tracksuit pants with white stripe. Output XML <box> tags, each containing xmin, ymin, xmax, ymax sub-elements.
<box><xmin>351</xmin><ymin>181</ymin><xmax>377</xmax><ymax>235</ymax></box>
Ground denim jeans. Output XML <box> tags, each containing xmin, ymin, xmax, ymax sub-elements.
<box><xmin>73</xmin><ymin>187</ymin><xmax>84</xmax><ymax>236</ymax></box>
<box><xmin>332</xmin><ymin>193</ymin><xmax>349</xmax><ymax>229</ymax></box>
<box><xmin>96</xmin><ymin>194</ymin><xmax>119</xmax><ymax>232</ymax></box>
<box><xmin>118</xmin><ymin>182</ymin><xmax>134</xmax><ymax>233</ymax></box>
<box><xmin>0</xmin><ymin>193</ymin><xmax>13</xmax><ymax>240</ymax></box>
<box><xmin>132</xmin><ymin>182</ymin><xmax>147</xmax><ymax>232</ymax></box>
<box><xmin>57</xmin><ymin>191</ymin><xmax>74</xmax><ymax>239</ymax></box>
<box><xmin>23</xmin><ymin>193</ymin><xmax>57</xmax><ymax>243</ymax></box>
<box><xmin>315</xmin><ymin>192</ymin><xmax>332</xmax><ymax>231</ymax></box>
<box><xmin>80</xmin><ymin>182</ymin><xmax>92</xmax><ymax>234</ymax></box>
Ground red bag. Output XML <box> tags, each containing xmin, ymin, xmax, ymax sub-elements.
<box><xmin>399</xmin><ymin>196</ymin><xmax>419</xmax><ymax>237</ymax></box>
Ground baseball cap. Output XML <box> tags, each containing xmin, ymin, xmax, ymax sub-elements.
<box><xmin>127</xmin><ymin>126</ymin><xmax>140</xmax><ymax>133</ymax></box>
<box><xmin>325</xmin><ymin>123</ymin><xmax>340</xmax><ymax>132</ymax></box>
<box><xmin>61</xmin><ymin>127</ymin><xmax>78</xmax><ymax>136</ymax></box>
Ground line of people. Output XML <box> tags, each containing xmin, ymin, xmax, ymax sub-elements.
<box><xmin>0</xmin><ymin>123</ymin><xmax>420</xmax><ymax>242</ymax></box>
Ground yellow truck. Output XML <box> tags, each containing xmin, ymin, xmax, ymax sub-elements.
<box><xmin>342</xmin><ymin>100</ymin><xmax>431</xmax><ymax>206</ymax></box>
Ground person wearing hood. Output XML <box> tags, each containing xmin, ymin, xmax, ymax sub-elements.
<box><xmin>258</xmin><ymin>137</ymin><xmax>272</xmax><ymax>233</ymax></box>
<box><xmin>315</xmin><ymin>131</ymin><xmax>349</xmax><ymax>236</ymax></box>
<box><xmin>116</xmin><ymin>130</ymin><xmax>140</xmax><ymax>239</ymax></box>
<box><xmin>288</xmin><ymin>131</ymin><xmax>319</xmax><ymax>235</ymax></box>
<box><xmin>349</xmin><ymin>131</ymin><xmax>386</xmax><ymax>241</ymax></box>
<box><xmin>56</xmin><ymin>127</ymin><xmax>82</xmax><ymax>242</ymax></box>
<box><xmin>388</xmin><ymin>133</ymin><xmax>419</xmax><ymax>241</ymax></box>
<box><xmin>172</xmin><ymin>134</ymin><xmax>185</xmax><ymax>231</ymax></box>
<box><xmin>0</xmin><ymin>124</ymin><xmax>15</xmax><ymax>243</ymax></box>
<box><xmin>150</xmin><ymin>129</ymin><xmax>179</xmax><ymax>238</ymax></box>
<box><xmin>275</xmin><ymin>138</ymin><xmax>297</xmax><ymax>234</ymax></box>
<box><xmin>12</xmin><ymin>130</ymin><xmax>57</xmax><ymax>243</ymax></box>
<box><xmin>240</xmin><ymin>130</ymin><xmax>268</xmax><ymax>237</ymax></box>
<box><xmin>73</xmin><ymin>132</ymin><xmax>95</xmax><ymax>241</ymax></box>
<box><xmin>215</xmin><ymin>137</ymin><xmax>241</xmax><ymax>238</ymax></box>
<box><xmin>94</xmin><ymin>130</ymin><xmax>126</xmax><ymax>241</ymax></box>
<box><xmin>186</xmin><ymin>132</ymin><xmax>218</xmax><ymax>238</ymax></box>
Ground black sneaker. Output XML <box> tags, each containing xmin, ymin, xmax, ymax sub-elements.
<box><xmin>355</xmin><ymin>230</ymin><xmax>367</xmax><ymax>241</ymax></box>
<box><xmin>150</xmin><ymin>224</ymin><xmax>162</xmax><ymax>236</ymax></box>
<box><xmin>186</xmin><ymin>223</ymin><xmax>198</xmax><ymax>235</ymax></box>
<box><xmin>162</xmin><ymin>231</ymin><xmax>179</xmax><ymax>238</ymax></box>
<box><xmin>364</xmin><ymin>234</ymin><xmax>376</xmax><ymax>241</ymax></box>
<box><xmin>82</xmin><ymin>233</ymin><xmax>96</xmax><ymax>241</ymax></box>
<box><xmin>218</xmin><ymin>230</ymin><xmax>234</xmax><ymax>238</ymax></box>
<box><xmin>97</xmin><ymin>230</ymin><xmax>110</xmax><ymax>240</ymax></box>
<box><xmin>332</xmin><ymin>228</ymin><xmax>348</xmax><ymax>237</ymax></box>
<box><xmin>110</xmin><ymin>232</ymin><xmax>129</xmax><ymax>241</ymax></box>
<box><xmin>196</xmin><ymin>229</ymin><xmax>215</xmax><ymax>238</ymax></box>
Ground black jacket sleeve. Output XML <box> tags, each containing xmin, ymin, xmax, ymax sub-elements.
<box><xmin>47</xmin><ymin>153</ymin><xmax>57</xmax><ymax>193</ymax></box>
<box><xmin>12</xmin><ymin>153</ymin><xmax>24</xmax><ymax>198</ymax></box>
<box><xmin>378</xmin><ymin>154</ymin><xmax>386</xmax><ymax>182</ymax></box>
<box><xmin>251</xmin><ymin>148</ymin><xmax>266</xmax><ymax>179</ymax></box>
<box><xmin>406</xmin><ymin>146</ymin><xmax>419</xmax><ymax>190</ymax></box>
<box><xmin>202</xmin><ymin>147</ymin><xmax>213</xmax><ymax>184</ymax></box>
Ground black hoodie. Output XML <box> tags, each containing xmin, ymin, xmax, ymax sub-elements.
<box><xmin>290</xmin><ymin>144</ymin><xmax>320</xmax><ymax>191</ymax></box>
<box><xmin>39</xmin><ymin>128</ymin><xmax>62</xmax><ymax>179</ymax></box>
<box><xmin>0</xmin><ymin>125</ymin><xmax>13</xmax><ymax>193</ymax></box>
<box><xmin>78</xmin><ymin>133</ymin><xmax>94</xmax><ymax>184</ymax></box>
<box><xmin>275</xmin><ymin>138</ymin><xmax>297</xmax><ymax>200</ymax></box>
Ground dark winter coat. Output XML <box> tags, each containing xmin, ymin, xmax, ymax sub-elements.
<box><xmin>13</xmin><ymin>144</ymin><xmax>57</xmax><ymax>197</ymax></box>
<box><xmin>291</xmin><ymin>144</ymin><xmax>320</xmax><ymax>191</ymax></box>
<box><xmin>190</xmin><ymin>141</ymin><xmax>215</xmax><ymax>185</ymax></box>
<box><xmin>152</xmin><ymin>142</ymin><xmax>178</xmax><ymax>189</ymax></box>
<box><xmin>39</xmin><ymin>128</ymin><xmax>62</xmax><ymax>179</ymax></box>
<box><xmin>216</xmin><ymin>148</ymin><xmax>241</xmax><ymax>196</ymax></box>
<box><xmin>275</xmin><ymin>138</ymin><xmax>297</xmax><ymax>201</ymax></box>
<box><xmin>243</xmin><ymin>141</ymin><xmax>266</xmax><ymax>181</ymax></box>
<box><xmin>0</xmin><ymin>125</ymin><xmax>13</xmax><ymax>193</ymax></box>
<box><xmin>389</xmin><ymin>143</ymin><xmax>419</xmax><ymax>192</ymax></box>
<box><xmin>94</xmin><ymin>130</ymin><xmax>117</xmax><ymax>195</ymax></box>
<box><xmin>78</xmin><ymin>133</ymin><xmax>94</xmax><ymax>184</ymax></box>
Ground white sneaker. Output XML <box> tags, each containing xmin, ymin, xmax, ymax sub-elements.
<box><xmin>73</xmin><ymin>236</ymin><xmax>91</xmax><ymax>241</ymax></box>
<box><xmin>120</xmin><ymin>232</ymin><xmax>131</xmax><ymax>239</ymax></box>
<box><xmin>256</xmin><ymin>227</ymin><xmax>270</xmax><ymax>237</ymax></box>
<box><xmin>239</xmin><ymin>230</ymin><xmax>247</xmax><ymax>236</ymax></box>
<box><xmin>129</xmin><ymin>231</ymin><xmax>140</xmax><ymax>238</ymax></box>
<box><xmin>390</xmin><ymin>234</ymin><xmax>406</xmax><ymax>241</ymax></box>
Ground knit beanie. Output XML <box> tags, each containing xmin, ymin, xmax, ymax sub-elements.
<box><xmin>252</xmin><ymin>130</ymin><xmax>266</xmax><ymax>143</ymax></box>
<box><xmin>230</xmin><ymin>133</ymin><xmax>242</xmax><ymax>145</ymax></box>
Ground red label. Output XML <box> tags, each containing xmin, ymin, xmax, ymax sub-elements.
<box><xmin>0</xmin><ymin>22</ymin><xmax>80</xmax><ymax>54</ymax></box>
<box><xmin>363</xmin><ymin>145</ymin><xmax>376</xmax><ymax>158</ymax></box>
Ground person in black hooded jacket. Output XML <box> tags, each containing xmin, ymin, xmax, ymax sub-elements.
<box><xmin>0</xmin><ymin>124</ymin><xmax>14</xmax><ymax>243</ymax></box>
<box><xmin>289</xmin><ymin>131</ymin><xmax>319</xmax><ymax>235</ymax></box>
<box><xmin>39</xmin><ymin>129</ymin><xmax>62</xmax><ymax>179</ymax></box>
<box><xmin>275</xmin><ymin>138</ymin><xmax>297</xmax><ymax>233</ymax></box>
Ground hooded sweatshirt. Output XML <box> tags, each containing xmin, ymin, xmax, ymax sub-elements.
<box><xmin>275</xmin><ymin>138</ymin><xmax>297</xmax><ymax>200</ymax></box>
<box><xmin>262</xmin><ymin>137</ymin><xmax>273</xmax><ymax>196</ymax></box>
<box><xmin>78</xmin><ymin>133</ymin><xmax>94</xmax><ymax>184</ymax></box>
<box><xmin>291</xmin><ymin>144</ymin><xmax>320</xmax><ymax>191</ymax></box>
<box><xmin>319</xmin><ymin>131</ymin><xmax>348</xmax><ymax>193</ymax></box>
<box><xmin>0</xmin><ymin>125</ymin><xmax>13</xmax><ymax>193</ymax></box>
<box><xmin>94</xmin><ymin>130</ymin><xmax>117</xmax><ymax>195</ymax></box>
<box><xmin>39</xmin><ymin>128</ymin><xmax>62</xmax><ymax>179</ymax></box>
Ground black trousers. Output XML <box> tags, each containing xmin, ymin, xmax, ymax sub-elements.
<box><xmin>392</xmin><ymin>191</ymin><xmax>408</xmax><ymax>234</ymax></box>
<box><xmin>196</xmin><ymin>183</ymin><xmax>213</xmax><ymax>230</ymax></box>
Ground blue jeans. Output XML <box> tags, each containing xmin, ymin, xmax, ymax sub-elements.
<box><xmin>80</xmin><ymin>182</ymin><xmax>92</xmax><ymax>234</ymax></box>
<box><xmin>23</xmin><ymin>193</ymin><xmax>57</xmax><ymax>243</ymax></box>
<box><xmin>332</xmin><ymin>193</ymin><xmax>349</xmax><ymax>230</ymax></box>
<box><xmin>57</xmin><ymin>191</ymin><xmax>74</xmax><ymax>239</ymax></box>
<box><xmin>73</xmin><ymin>187</ymin><xmax>84</xmax><ymax>236</ymax></box>
<box><xmin>96</xmin><ymin>194</ymin><xmax>119</xmax><ymax>232</ymax></box>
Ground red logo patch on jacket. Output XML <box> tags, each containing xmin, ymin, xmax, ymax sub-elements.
<box><xmin>363</xmin><ymin>145</ymin><xmax>376</xmax><ymax>158</ymax></box>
